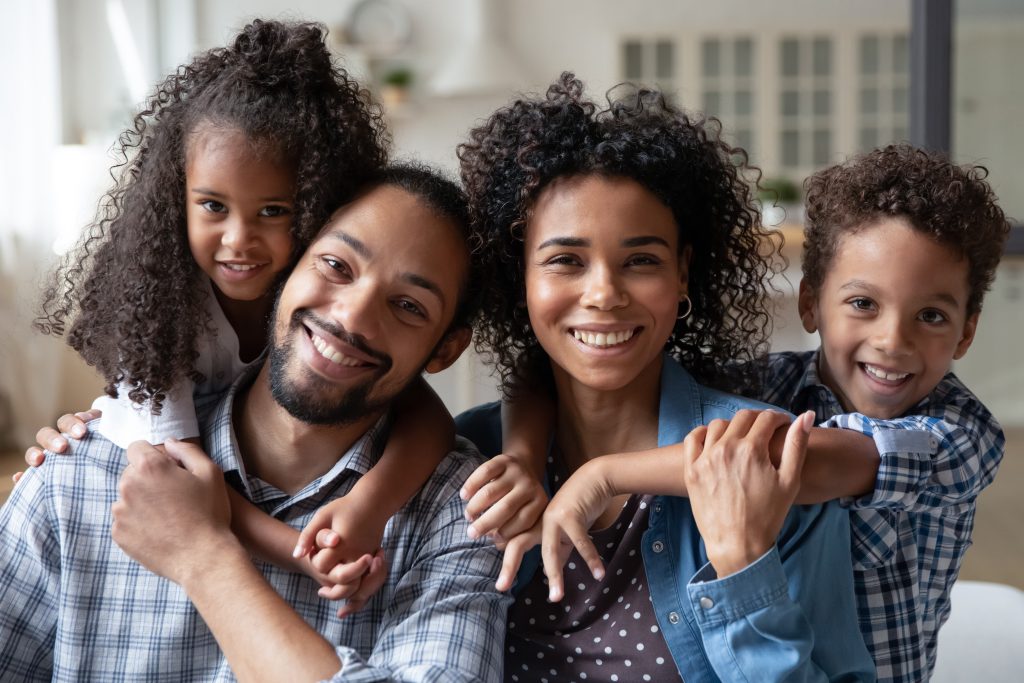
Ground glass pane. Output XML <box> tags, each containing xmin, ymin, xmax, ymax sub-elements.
<box><xmin>813</xmin><ymin>38</ymin><xmax>831</xmax><ymax>76</ymax></box>
<box><xmin>624</xmin><ymin>41</ymin><xmax>643</xmax><ymax>80</ymax></box>
<box><xmin>735</xmin><ymin>38</ymin><xmax>753</xmax><ymax>77</ymax></box>
<box><xmin>735</xmin><ymin>129</ymin><xmax>753</xmax><ymax>155</ymax></box>
<box><xmin>782</xmin><ymin>130</ymin><xmax>800</xmax><ymax>166</ymax></box>
<box><xmin>893</xmin><ymin>34</ymin><xmax>909</xmax><ymax>74</ymax></box>
<box><xmin>703</xmin><ymin>90</ymin><xmax>721</xmax><ymax>116</ymax></box>
<box><xmin>782</xmin><ymin>90</ymin><xmax>799</xmax><ymax>117</ymax></box>
<box><xmin>735</xmin><ymin>89</ymin><xmax>753</xmax><ymax>116</ymax></box>
<box><xmin>703</xmin><ymin>39</ymin><xmax>721</xmax><ymax>77</ymax></box>
<box><xmin>781</xmin><ymin>38</ymin><xmax>800</xmax><ymax>76</ymax></box>
<box><xmin>813</xmin><ymin>89</ymin><xmax>830</xmax><ymax>116</ymax></box>
<box><xmin>860</xmin><ymin>127</ymin><xmax>879</xmax><ymax>150</ymax></box>
<box><xmin>813</xmin><ymin>129</ymin><xmax>831</xmax><ymax>165</ymax></box>
<box><xmin>655</xmin><ymin>41</ymin><xmax>674</xmax><ymax>79</ymax></box>
<box><xmin>893</xmin><ymin>126</ymin><xmax>908</xmax><ymax>142</ymax></box>
<box><xmin>893</xmin><ymin>85</ymin><xmax>908</xmax><ymax>114</ymax></box>
<box><xmin>860</xmin><ymin>87</ymin><xmax>879</xmax><ymax>115</ymax></box>
<box><xmin>860</xmin><ymin>35</ymin><xmax>880</xmax><ymax>75</ymax></box>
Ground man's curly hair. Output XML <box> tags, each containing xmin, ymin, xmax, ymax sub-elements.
<box><xmin>35</xmin><ymin>19</ymin><xmax>389</xmax><ymax>412</ymax></box>
<box><xmin>458</xmin><ymin>72</ymin><xmax>781</xmax><ymax>397</ymax></box>
<box><xmin>803</xmin><ymin>143</ymin><xmax>1011</xmax><ymax>316</ymax></box>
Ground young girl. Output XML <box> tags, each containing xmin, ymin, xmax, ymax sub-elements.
<box><xmin>27</xmin><ymin>19</ymin><xmax>458</xmax><ymax>608</ymax></box>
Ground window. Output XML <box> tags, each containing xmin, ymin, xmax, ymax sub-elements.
<box><xmin>778</xmin><ymin>36</ymin><xmax>835</xmax><ymax>169</ymax></box>
<box><xmin>621</xmin><ymin>38</ymin><xmax>676</xmax><ymax>95</ymax></box>
<box><xmin>699</xmin><ymin>36</ymin><xmax>757</xmax><ymax>158</ymax></box>
<box><xmin>858</xmin><ymin>33</ymin><xmax>910</xmax><ymax>151</ymax></box>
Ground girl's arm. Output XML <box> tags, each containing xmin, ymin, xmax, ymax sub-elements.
<box><xmin>292</xmin><ymin>377</ymin><xmax>453</xmax><ymax>580</ymax></box>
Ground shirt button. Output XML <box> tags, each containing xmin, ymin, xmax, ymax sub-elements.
<box><xmin>699</xmin><ymin>596</ymin><xmax>714</xmax><ymax>610</ymax></box>
<box><xmin>654</xmin><ymin>503</ymin><xmax>662</xmax><ymax>513</ymax></box>
<box><xmin>668</xmin><ymin>611</ymin><xmax>681</xmax><ymax>624</ymax></box>
<box><xmin>652</xmin><ymin>540</ymin><xmax>665</xmax><ymax>553</ymax></box>
<box><xmin>929</xmin><ymin>438</ymin><xmax>938</xmax><ymax>449</ymax></box>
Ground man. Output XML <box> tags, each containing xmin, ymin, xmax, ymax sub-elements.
<box><xmin>0</xmin><ymin>166</ymin><xmax>509</xmax><ymax>681</ymax></box>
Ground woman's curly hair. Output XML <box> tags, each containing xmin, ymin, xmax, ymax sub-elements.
<box><xmin>804</xmin><ymin>143</ymin><xmax>1011</xmax><ymax>316</ymax></box>
<box><xmin>35</xmin><ymin>19</ymin><xmax>389</xmax><ymax>411</ymax></box>
<box><xmin>458</xmin><ymin>72</ymin><xmax>781</xmax><ymax>397</ymax></box>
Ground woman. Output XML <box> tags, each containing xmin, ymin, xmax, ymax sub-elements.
<box><xmin>456</xmin><ymin>73</ymin><xmax>876</xmax><ymax>682</ymax></box>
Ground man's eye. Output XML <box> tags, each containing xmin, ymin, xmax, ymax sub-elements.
<box><xmin>200</xmin><ymin>200</ymin><xmax>226</xmax><ymax>213</ymax></box>
<box><xmin>319</xmin><ymin>256</ymin><xmax>351</xmax><ymax>278</ymax></box>
<box><xmin>395</xmin><ymin>299</ymin><xmax>425</xmax><ymax>318</ymax></box>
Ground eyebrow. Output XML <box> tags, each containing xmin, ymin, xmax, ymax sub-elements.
<box><xmin>840</xmin><ymin>279</ymin><xmax>963</xmax><ymax>307</ymax></box>
<box><xmin>535</xmin><ymin>235</ymin><xmax>671</xmax><ymax>250</ymax></box>
<box><xmin>324</xmin><ymin>229</ymin><xmax>446</xmax><ymax>306</ymax></box>
<box><xmin>190</xmin><ymin>188</ymin><xmax>292</xmax><ymax>202</ymax></box>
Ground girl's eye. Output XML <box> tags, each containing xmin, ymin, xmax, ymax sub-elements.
<box><xmin>200</xmin><ymin>200</ymin><xmax>226</xmax><ymax>213</ymax></box>
<box><xmin>260</xmin><ymin>205</ymin><xmax>291</xmax><ymax>218</ymax></box>
<box><xmin>919</xmin><ymin>309</ymin><xmax>948</xmax><ymax>324</ymax></box>
<box><xmin>849</xmin><ymin>297</ymin><xmax>875</xmax><ymax>312</ymax></box>
<box><xmin>395</xmin><ymin>299</ymin><xmax>426</xmax><ymax>318</ymax></box>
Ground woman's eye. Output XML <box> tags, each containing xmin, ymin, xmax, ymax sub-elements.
<box><xmin>200</xmin><ymin>200</ymin><xmax>226</xmax><ymax>213</ymax></box>
<box><xmin>260</xmin><ymin>205</ymin><xmax>291</xmax><ymax>218</ymax></box>
<box><xmin>919</xmin><ymin>309</ymin><xmax>948</xmax><ymax>324</ymax></box>
<box><xmin>543</xmin><ymin>254</ymin><xmax>581</xmax><ymax>268</ymax></box>
<box><xmin>626</xmin><ymin>254</ymin><xmax>660</xmax><ymax>267</ymax></box>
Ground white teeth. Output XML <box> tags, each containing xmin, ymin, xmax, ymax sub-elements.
<box><xmin>223</xmin><ymin>263</ymin><xmax>260</xmax><ymax>272</ymax></box>
<box><xmin>864</xmin><ymin>364</ymin><xmax>909</xmax><ymax>381</ymax></box>
<box><xmin>572</xmin><ymin>329</ymin><xmax>635</xmax><ymax>348</ymax></box>
<box><xmin>311</xmin><ymin>334</ymin><xmax>365</xmax><ymax>367</ymax></box>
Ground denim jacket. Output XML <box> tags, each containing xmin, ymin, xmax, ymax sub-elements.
<box><xmin>456</xmin><ymin>356</ymin><xmax>875</xmax><ymax>682</ymax></box>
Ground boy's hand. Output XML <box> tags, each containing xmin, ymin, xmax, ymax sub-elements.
<box><xmin>683</xmin><ymin>410</ymin><xmax>812</xmax><ymax>578</ymax></box>
<box><xmin>539</xmin><ymin>459</ymin><xmax>612</xmax><ymax>603</ymax></box>
<box><xmin>14</xmin><ymin>409</ymin><xmax>102</xmax><ymax>483</ymax></box>
<box><xmin>460</xmin><ymin>453</ymin><xmax>548</xmax><ymax>544</ymax></box>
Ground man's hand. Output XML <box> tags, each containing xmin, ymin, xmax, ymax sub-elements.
<box><xmin>111</xmin><ymin>438</ymin><xmax>234</xmax><ymax>585</ymax></box>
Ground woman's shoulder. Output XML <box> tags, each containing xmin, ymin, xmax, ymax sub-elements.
<box><xmin>454</xmin><ymin>401</ymin><xmax>503</xmax><ymax>459</ymax></box>
<box><xmin>695</xmin><ymin>383</ymin><xmax>791</xmax><ymax>421</ymax></box>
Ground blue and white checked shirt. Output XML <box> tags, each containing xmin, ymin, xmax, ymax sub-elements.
<box><xmin>0</xmin><ymin>369</ymin><xmax>511</xmax><ymax>682</ymax></box>
<box><xmin>761</xmin><ymin>350</ymin><xmax>1005</xmax><ymax>682</ymax></box>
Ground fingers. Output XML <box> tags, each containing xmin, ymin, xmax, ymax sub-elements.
<box><xmin>467</xmin><ymin>485</ymin><xmax>539</xmax><ymax>540</ymax></box>
<box><xmin>294</xmin><ymin>507</ymin><xmax>333</xmax><ymax>559</ymax></box>
<box><xmin>460</xmin><ymin>457</ymin><xmax>505</xmax><ymax>502</ymax></box>
<box><xmin>24</xmin><ymin>447</ymin><xmax>45</xmax><ymax>468</ymax></box>
<box><xmin>57</xmin><ymin>411</ymin><xmax>95</xmax><ymax>439</ymax></box>
<box><xmin>337</xmin><ymin>550</ymin><xmax>387</xmax><ymax>618</ymax></box>
<box><xmin>124</xmin><ymin>440</ymin><xmax>170</xmax><ymax>468</ymax></box>
<box><xmin>541</xmin><ymin>515</ymin><xmax>604</xmax><ymax>603</ymax></box>
<box><xmin>12</xmin><ymin>471</ymin><xmax>23</xmax><ymax>484</ymax></box>
<box><xmin>161</xmin><ymin>438</ymin><xmax>216</xmax><ymax>477</ymax></box>
<box><xmin>464</xmin><ymin>478</ymin><xmax>514</xmax><ymax>525</ymax></box>
<box><xmin>743</xmin><ymin>410</ymin><xmax>793</xmax><ymax>452</ymax></box>
<box><xmin>494</xmin><ymin>496</ymin><xmax>546</xmax><ymax>544</ymax></box>
<box><xmin>778</xmin><ymin>411</ymin><xmax>813</xmax><ymax>489</ymax></box>
<box><xmin>35</xmin><ymin>427</ymin><xmax>66</xmax><ymax>454</ymax></box>
<box><xmin>681</xmin><ymin>425</ymin><xmax>709</xmax><ymax>468</ymax></box>
<box><xmin>496</xmin><ymin>528</ymin><xmax>541</xmax><ymax>592</ymax></box>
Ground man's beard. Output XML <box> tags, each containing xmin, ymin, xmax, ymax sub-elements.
<box><xmin>268</xmin><ymin>308</ymin><xmax>394</xmax><ymax>426</ymax></box>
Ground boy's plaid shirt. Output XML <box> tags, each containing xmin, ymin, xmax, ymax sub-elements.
<box><xmin>762</xmin><ymin>350</ymin><xmax>1005</xmax><ymax>682</ymax></box>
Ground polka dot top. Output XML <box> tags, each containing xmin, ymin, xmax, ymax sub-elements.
<box><xmin>504</xmin><ymin>494</ymin><xmax>683</xmax><ymax>682</ymax></box>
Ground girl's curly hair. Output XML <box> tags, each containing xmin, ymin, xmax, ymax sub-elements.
<box><xmin>36</xmin><ymin>19</ymin><xmax>389</xmax><ymax>411</ymax></box>
<box><xmin>458</xmin><ymin>72</ymin><xmax>781</xmax><ymax>397</ymax></box>
<box><xmin>804</xmin><ymin>143</ymin><xmax>1011</xmax><ymax>316</ymax></box>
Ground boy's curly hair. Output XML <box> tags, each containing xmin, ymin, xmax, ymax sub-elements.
<box><xmin>457</xmin><ymin>72</ymin><xmax>781</xmax><ymax>397</ymax></box>
<box><xmin>36</xmin><ymin>19</ymin><xmax>389</xmax><ymax>411</ymax></box>
<box><xmin>804</xmin><ymin>144</ymin><xmax>1010</xmax><ymax>315</ymax></box>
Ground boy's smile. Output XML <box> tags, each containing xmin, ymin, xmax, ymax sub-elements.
<box><xmin>799</xmin><ymin>218</ymin><xmax>978</xmax><ymax>419</ymax></box>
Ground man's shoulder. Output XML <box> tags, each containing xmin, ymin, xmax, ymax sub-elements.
<box><xmin>411</xmin><ymin>435</ymin><xmax>486</xmax><ymax>508</ymax></box>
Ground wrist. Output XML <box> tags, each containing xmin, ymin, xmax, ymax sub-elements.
<box><xmin>178</xmin><ymin>529</ymin><xmax>247</xmax><ymax>592</ymax></box>
<box><xmin>706</xmin><ymin>537</ymin><xmax>773</xmax><ymax>579</ymax></box>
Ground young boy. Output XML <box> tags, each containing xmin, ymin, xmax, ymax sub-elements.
<box><xmin>463</xmin><ymin>143</ymin><xmax>1010</xmax><ymax>682</ymax></box>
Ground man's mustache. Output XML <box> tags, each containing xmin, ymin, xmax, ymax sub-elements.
<box><xmin>290</xmin><ymin>309</ymin><xmax>393</xmax><ymax>372</ymax></box>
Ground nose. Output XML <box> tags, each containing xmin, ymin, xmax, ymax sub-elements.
<box><xmin>579</xmin><ymin>263</ymin><xmax>628</xmax><ymax>310</ymax></box>
<box><xmin>221</xmin><ymin>216</ymin><xmax>258</xmax><ymax>251</ymax></box>
<box><xmin>332</xmin><ymin>281</ymin><xmax>382</xmax><ymax>342</ymax></box>
<box><xmin>870</xmin><ymin>313</ymin><xmax>914</xmax><ymax>357</ymax></box>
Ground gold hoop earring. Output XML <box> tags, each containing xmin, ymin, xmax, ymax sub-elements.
<box><xmin>677</xmin><ymin>295</ymin><xmax>692</xmax><ymax>320</ymax></box>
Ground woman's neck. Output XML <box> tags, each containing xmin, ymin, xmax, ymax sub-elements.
<box><xmin>212</xmin><ymin>284</ymin><xmax>274</xmax><ymax>362</ymax></box>
<box><xmin>551</xmin><ymin>355</ymin><xmax>663</xmax><ymax>476</ymax></box>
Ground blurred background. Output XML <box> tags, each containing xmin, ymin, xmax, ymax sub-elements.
<box><xmin>1</xmin><ymin>0</ymin><xmax>1021</xmax><ymax>586</ymax></box>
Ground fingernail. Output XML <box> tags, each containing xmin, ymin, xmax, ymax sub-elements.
<box><xmin>593</xmin><ymin>567</ymin><xmax>605</xmax><ymax>581</ymax></box>
<box><xmin>292</xmin><ymin>545</ymin><xmax>304</xmax><ymax>558</ymax></box>
<box><xmin>466</xmin><ymin>525</ymin><xmax>480</xmax><ymax>539</ymax></box>
<box><xmin>802</xmin><ymin>410</ymin><xmax>814</xmax><ymax>433</ymax></box>
<box><xmin>459</xmin><ymin>487</ymin><xmax>468</xmax><ymax>500</ymax></box>
<box><xmin>71</xmin><ymin>425</ymin><xmax>85</xmax><ymax>438</ymax></box>
<box><xmin>51</xmin><ymin>438</ymin><xmax>65</xmax><ymax>451</ymax></box>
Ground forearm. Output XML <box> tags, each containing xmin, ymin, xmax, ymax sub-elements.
<box><xmin>228</xmin><ymin>487</ymin><xmax>301</xmax><ymax>570</ymax></box>
<box><xmin>794</xmin><ymin>427</ymin><xmax>879</xmax><ymax>504</ymax></box>
<box><xmin>589</xmin><ymin>445</ymin><xmax>689</xmax><ymax>498</ymax></box>
<box><xmin>501</xmin><ymin>395</ymin><xmax>554</xmax><ymax>481</ymax></box>
<box><xmin>180</xmin><ymin>534</ymin><xmax>341</xmax><ymax>683</ymax></box>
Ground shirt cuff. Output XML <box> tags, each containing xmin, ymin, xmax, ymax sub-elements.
<box><xmin>840</xmin><ymin>427</ymin><xmax>938</xmax><ymax>509</ymax></box>
<box><xmin>686</xmin><ymin>546</ymin><xmax>789</xmax><ymax>627</ymax></box>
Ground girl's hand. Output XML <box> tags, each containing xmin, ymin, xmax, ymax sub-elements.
<box><xmin>461</xmin><ymin>453</ymin><xmax>548</xmax><ymax>545</ymax></box>
<box><xmin>683</xmin><ymin>410</ymin><xmax>812</xmax><ymax>578</ymax></box>
<box><xmin>539</xmin><ymin>459</ymin><xmax>613</xmax><ymax>603</ymax></box>
<box><xmin>15</xmin><ymin>409</ymin><xmax>102</xmax><ymax>482</ymax></box>
<box><xmin>300</xmin><ymin>548</ymin><xmax>388</xmax><ymax>618</ymax></box>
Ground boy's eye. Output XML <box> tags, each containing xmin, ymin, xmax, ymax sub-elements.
<box><xmin>919</xmin><ymin>309</ymin><xmax>948</xmax><ymax>324</ymax></box>
<box><xmin>200</xmin><ymin>200</ymin><xmax>226</xmax><ymax>213</ymax></box>
<box><xmin>260</xmin><ymin>205</ymin><xmax>291</xmax><ymax>218</ymax></box>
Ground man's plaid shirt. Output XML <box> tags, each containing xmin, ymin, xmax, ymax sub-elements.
<box><xmin>0</xmin><ymin>369</ymin><xmax>511</xmax><ymax>682</ymax></box>
<box><xmin>762</xmin><ymin>350</ymin><xmax>1005</xmax><ymax>682</ymax></box>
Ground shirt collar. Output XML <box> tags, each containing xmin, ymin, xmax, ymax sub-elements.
<box><xmin>199</xmin><ymin>362</ymin><xmax>392</xmax><ymax>510</ymax></box>
<box><xmin>788</xmin><ymin>348</ymin><xmax>845</xmax><ymax>421</ymax></box>
<box><xmin>656</xmin><ymin>354</ymin><xmax>704</xmax><ymax>447</ymax></box>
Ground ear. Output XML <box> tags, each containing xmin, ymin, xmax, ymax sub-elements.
<box><xmin>678</xmin><ymin>244</ymin><xmax>692</xmax><ymax>298</ymax></box>
<box><xmin>425</xmin><ymin>326</ymin><xmax>472</xmax><ymax>374</ymax></box>
<box><xmin>953</xmin><ymin>312</ymin><xmax>979</xmax><ymax>360</ymax></box>
<box><xmin>797</xmin><ymin>279</ymin><xmax>819</xmax><ymax>334</ymax></box>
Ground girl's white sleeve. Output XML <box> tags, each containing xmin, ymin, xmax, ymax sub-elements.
<box><xmin>90</xmin><ymin>379</ymin><xmax>199</xmax><ymax>449</ymax></box>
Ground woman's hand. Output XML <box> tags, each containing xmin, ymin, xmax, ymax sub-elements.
<box><xmin>15</xmin><ymin>409</ymin><xmax>101</xmax><ymax>482</ymax></box>
<box><xmin>539</xmin><ymin>459</ymin><xmax>614</xmax><ymax>602</ymax></box>
<box><xmin>461</xmin><ymin>453</ymin><xmax>548</xmax><ymax>545</ymax></box>
<box><xmin>683</xmin><ymin>409</ymin><xmax>813</xmax><ymax>578</ymax></box>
